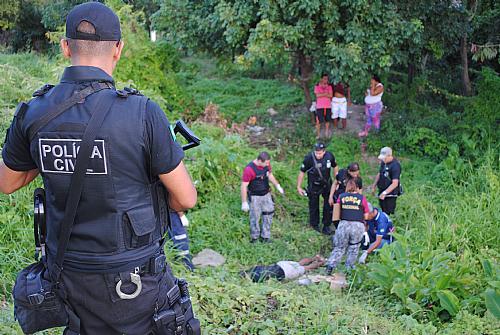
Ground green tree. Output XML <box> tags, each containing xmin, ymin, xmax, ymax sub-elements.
<box><xmin>0</xmin><ymin>0</ymin><xmax>20</xmax><ymax>30</ymax></box>
<box><xmin>154</xmin><ymin>0</ymin><xmax>421</xmax><ymax>107</ymax></box>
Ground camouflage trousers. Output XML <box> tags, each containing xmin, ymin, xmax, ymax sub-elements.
<box><xmin>327</xmin><ymin>220</ymin><xmax>365</xmax><ymax>270</ymax></box>
<box><xmin>249</xmin><ymin>193</ymin><xmax>275</xmax><ymax>239</ymax></box>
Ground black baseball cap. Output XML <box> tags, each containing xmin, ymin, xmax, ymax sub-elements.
<box><xmin>66</xmin><ymin>2</ymin><xmax>121</xmax><ymax>41</ymax></box>
<box><xmin>314</xmin><ymin>142</ymin><xmax>326</xmax><ymax>151</ymax></box>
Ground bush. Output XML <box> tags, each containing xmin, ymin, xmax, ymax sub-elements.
<box><xmin>109</xmin><ymin>1</ymin><xmax>193</xmax><ymax>118</ymax></box>
<box><xmin>380</xmin><ymin>67</ymin><xmax>500</xmax><ymax>164</ymax></box>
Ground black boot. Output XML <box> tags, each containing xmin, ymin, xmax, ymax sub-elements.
<box><xmin>325</xmin><ymin>266</ymin><xmax>334</xmax><ymax>276</ymax></box>
<box><xmin>322</xmin><ymin>226</ymin><xmax>333</xmax><ymax>235</ymax></box>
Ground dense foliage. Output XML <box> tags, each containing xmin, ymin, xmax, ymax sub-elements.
<box><xmin>153</xmin><ymin>0</ymin><xmax>422</xmax><ymax>106</ymax></box>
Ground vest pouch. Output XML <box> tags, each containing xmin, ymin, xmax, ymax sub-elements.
<box><xmin>123</xmin><ymin>205</ymin><xmax>157</xmax><ymax>250</ymax></box>
<box><xmin>13</xmin><ymin>262</ymin><xmax>69</xmax><ymax>334</ymax></box>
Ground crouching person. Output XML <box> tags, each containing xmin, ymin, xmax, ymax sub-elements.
<box><xmin>326</xmin><ymin>179</ymin><xmax>370</xmax><ymax>275</ymax></box>
<box><xmin>243</xmin><ymin>255</ymin><xmax>325</xmax><ymax>282</ymax></box>
<box><xmin>358</xmin><ymin>204</ymin><xmax>394</xmax><ymax>264</ymax></box>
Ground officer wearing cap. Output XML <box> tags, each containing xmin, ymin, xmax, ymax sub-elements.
<box><xmin>297</xmin><ymin>143</ymin><xmax>338</xmax><ymax>234</ymax></box>
<box><xmin>371</xmin><ymin>146</ymin><xmax>402</xmax><ymax>215</ymax></box>
<box><xmin>0</xmin><ymin>2</ymin><xmax>198</xmax><ymax>334</ymax></box>
<box><xmin>328</xmin><ymin>162</ymin><xmax>362</xmax><ymax>206</ymax></box>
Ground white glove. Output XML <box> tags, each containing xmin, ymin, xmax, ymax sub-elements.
<box><xmin>241</xmin><ymin>201</ymin><xmax>250</xmax><ymax>212</ymax></box>
<box><xmin>180</xmin><ymin>214</ymin><xmax>189</xmax><ymax>227</ymax></box>
<box><xmin>276</xmin><ymin>184</ymin><xmax>284</xmax><ymax>195</ymax></box>
<box><xmin>309</xmin><ymin>101</ymin><xmax>316</xmax><ymax>112</ymax></box>
<box><xmin>362</xmin><ymin>232</ymin><xmax>370</xmax><ymax>247</ymax></box>
<box><xmin>358</xmin><ymin>251</ymin><xmax>368</xmax><ymax>264</ymax></box>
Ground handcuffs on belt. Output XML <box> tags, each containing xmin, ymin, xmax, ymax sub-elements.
<box><xmin>115</xmin><ymin>267</ymin><xmax>142</xmax><ymax>300</ymax></box>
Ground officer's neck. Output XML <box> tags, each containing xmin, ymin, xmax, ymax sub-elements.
<box><xmin>70</xmin><ymin>58</ymin><xmax>115</xmax><ymax>77</ymax></box>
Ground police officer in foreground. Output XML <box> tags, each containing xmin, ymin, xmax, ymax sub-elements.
<box><xmin>0</xmin><ymin>2</ymin><xmax>198</xmax><ymax>334</ymax></box>
<box><xmin>297</xmin><ymin>143</ymin><xmax>338</xmax><ymax>235</ymax></box>
<box><xmin>371</xmin><ymin>147</ymin><xmax>402</xmax><ymax>215</ymax></box>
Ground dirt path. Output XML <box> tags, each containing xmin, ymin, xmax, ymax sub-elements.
<box><xmin>245</xmin><ymin>104</ymin><xmax>384</xmax><ymax>170</ymax></box>
<box><xmin>246</xmin><ymin>104</ymin><xmax>366</xmax><ymax>144</ymax></box>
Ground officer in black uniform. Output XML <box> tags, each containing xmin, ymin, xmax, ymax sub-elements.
<box><xmin>0</xmin><ymin>3</ymin><xmax>198</xmax><ymax>334</ymax></box>
<box><xmin>371</xmin><ymin>147</ymin><xmax>402</xmax><ymax>215</ymax></box>
<box><xmin>297</xmin><ymin>143</ymin><xmax>339</xmax><ymax>234</ymax></box>
<box><xmin>328</xmin><ymin>162</ymin><xmax>362</xmax><ymax>206</ymax></box>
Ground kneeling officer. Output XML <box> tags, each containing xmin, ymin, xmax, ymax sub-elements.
<box><xmin>1</xmin><ymin>3</ymin><xmax>200</xmax><ymax>334</ymax></box>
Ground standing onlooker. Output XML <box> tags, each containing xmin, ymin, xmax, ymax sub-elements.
<box><xmin>325</xmin><ymin>179</ymin><xmax>370</xmax><ymax>275</ymax></box>
<box><xmin>328</xmin><ymin>162</ymin><xmax>362</xmax><ymax>206</ymax></box>
<box><xmin>331</xmin><ymin>81</ymin><xmax>351</xmax><ymax>130</ymax></box>
<box><xmin>358</xmin><ymin>203</ymin><xmax>394</xmax><ymax>264</ymax></box>
<box><xmin>314</xmin><ymin>74</ymin><xmax>333</xmax><ymax>139</ymax></box>
<box><xmin>359</xmin><ymin>75</ymin><xmax>384</xmax><ymax>137</ymax></box>
<box><xmin>371</xmin><ymin>147</ymin><xmax>401</xmax><ymax>215</ymax></box>
<box><xmin>168</xmin><ymin>211</ymin><xmax>195</xmax><ymax>271</ymax></box>
<box><xmin>241</xmin><ymin>152</ymin><xmax>284</xmax><ymax>243</ymax></box>
<box><xmin>297</xmin><ymin>143</ymin><xmax>338</xmax><ymax>235</ymax></box>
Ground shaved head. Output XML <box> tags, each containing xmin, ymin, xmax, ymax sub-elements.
<box><xmin>67</xmin><ymin>21</ymin><xmax>118</xmax><ymax>58</ymax></box>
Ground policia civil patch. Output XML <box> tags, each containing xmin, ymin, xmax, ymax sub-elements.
<box><xmin>38</xmin><ymin>138</ymin><xmax>108</xmax><ymax>174</ymax></box>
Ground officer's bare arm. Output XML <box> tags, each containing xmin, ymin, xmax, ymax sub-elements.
<box><xmin>296</xmin><ymin>171</ymin><xmax>306</xmax><ymax>195</ymax></box>
<box><xmin>328</xmin><ymin>182</ymin><xmax>337</xmax><ymax>201</ymax></box>
<box><xmin>0</xmin><ymin>162</ymin><xmax>39</xmax><ymax>194</ymax></box>
<box><xmin>367</xmin><ymin>235</ymin><xmax>383</xmax><ymax>254</ymax></box>
<box><xmin>159</xmin><ymin>161</ymin><xmax>197</xmax><ymax>212</ymax></box>
<box><xmin>268</xmin><ymin>173</ymin><xmax>279</xmax><ymax>187</ymax></box>
<box><xmin>384</xmin><ymin>180</ymin><xmax>399</xmax><ymax>195</ymax></box>
<box><xmin>241</xmin><ymin>182</ymin><xmax>249</xmax><ymax>203</ymax></box>
<box><xmin>371</xmin><ymin>173</ymin><xmax>380</xmax><ymax>191</ymax></box>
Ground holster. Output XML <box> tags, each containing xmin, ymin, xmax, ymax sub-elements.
<box><xmin>154</xmin><ymin>276</ymin><xmax>201</xmax><ymax>335</ymax></box>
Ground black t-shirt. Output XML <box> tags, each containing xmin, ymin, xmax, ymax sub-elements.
<box><xmin>300</xmin><ymin>151</ymin><xmax>336</xmax><ymax>187</ymax></box>
<box><xmin>335</xmin><ymin>168</ymin><xmax>362</xmax><ymax>196</ymax></box>
<box><xmin>2</xmin><ymin>98</ymin><xmax>183</xmax><ymax>176</ymax></box>
<box><xmin>377</xmin><ymin>159</ymin><xmax>401</xmax><ymax>195</ymax></box>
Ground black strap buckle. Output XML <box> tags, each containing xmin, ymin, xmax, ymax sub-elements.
<box><xmin>149</xmin><ymin>254</ymin><xmax>166</xmax><ymax>274</ymax></box>
<box><xmin>28</xmin><ymin>293</ymin><xmax>45</xmax><ymax>305</ymax></box>
<box><xmin>166</xmin><ymin>285</ymin><xmax>181</xmax><ymax>306</ymax></box>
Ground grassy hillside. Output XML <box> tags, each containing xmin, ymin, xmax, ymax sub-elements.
<box><xmin>0</xmin><ymin>52</ymin><xmax>498</xmax><ymax>335</ymax></box>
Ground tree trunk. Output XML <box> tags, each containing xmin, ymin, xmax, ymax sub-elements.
<box><xmin>296</xmin><ymin>50</ymin><xmax>314</xmax><ymax>109</ymax></box>
<box><xmin>407</xmin><ymin>55</ymin><xmax>415</xmax><ymax>86</ymax></box>
<box><xmin>460</xmin><ymin>33</ymin><xmax>472</xmax><ymax>96</ymax></box>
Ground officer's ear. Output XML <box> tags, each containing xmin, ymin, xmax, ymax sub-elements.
<box><xmin>113</xmin><ymin>40</ymin><xmax>124</xmax><ymax>62</ymax></box>
<box><xmin>60</xmin><ymin>39</ymin><xmax>71</xmax><ymax>59</ymax></box>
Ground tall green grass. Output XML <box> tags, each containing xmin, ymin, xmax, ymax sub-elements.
<box><xmin>1</xmin><ymin>49</ymin><xmax>499</xmax><ymax>334</ymax></box>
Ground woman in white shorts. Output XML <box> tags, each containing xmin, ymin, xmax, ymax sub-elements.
<box><xmin>331</xmin><ymin>82</ymin><xmax>351</xmax><ymax>130</ymax></box>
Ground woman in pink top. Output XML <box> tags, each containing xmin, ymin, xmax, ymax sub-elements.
<box><xmin>314</xmin><ymin>73</ymin><xmax>333</xmax><ymax>139</ymax></box>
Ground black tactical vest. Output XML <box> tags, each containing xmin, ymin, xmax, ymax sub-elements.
<box><xmin>307</xmin><ymin>152</ymin><xmax>333</xmax><ymax>189</ymax></box>
<box><xmin>24</xmin><ymin>82</ymin><xmax>168</xmax><ymax>272</ymax></box>
<box><xmin>339</xmin><ymin>192</ymin><xmax>364</xmax><ymax>222</ymax></box>
<box><xmin>247</xmin><ymin>162</ymin><xmax>270</xmax><ymax>196</ymax></box>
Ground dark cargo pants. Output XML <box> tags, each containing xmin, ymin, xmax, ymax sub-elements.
<box><xmin>308</xmin><ymin>185</ymin><xmax>332</xmax><ymax>230</ymax></box>
<box><xmin>61</xmin><ymin>264</ymin><xmax>175</xmax><ymax>335</ymax></box>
